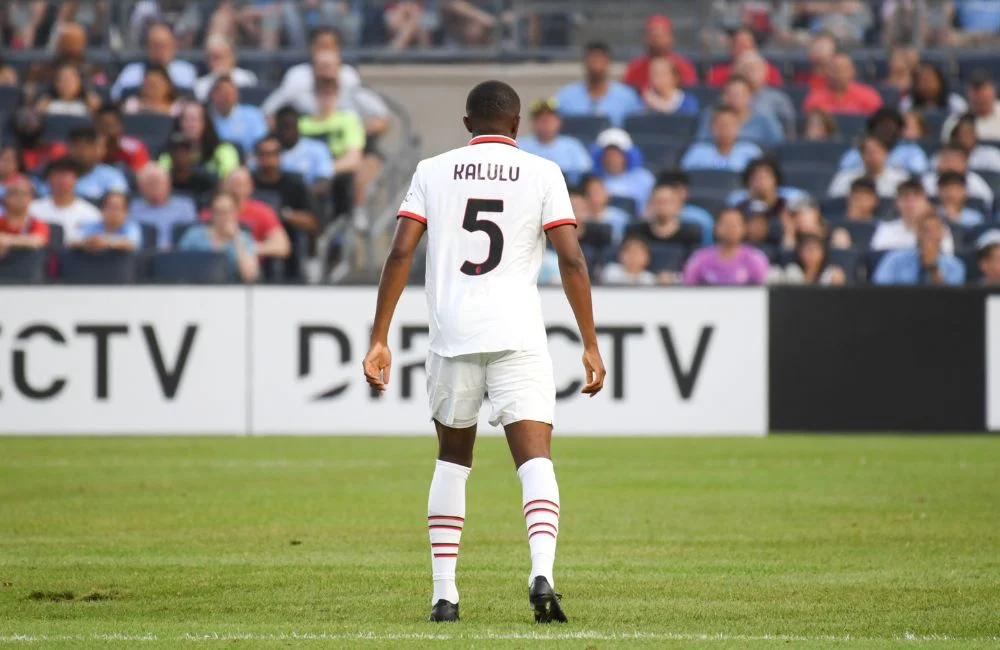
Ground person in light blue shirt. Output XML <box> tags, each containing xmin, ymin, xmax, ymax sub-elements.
<box><xmin>580</xmin><ymin>174</ymin><xmax>632</xmax><ymax>244</ymax></box>
<box><xmin>274</xmin><ymin>106</ymin><xmax>334</xmax><ymax>189</ymax></box>
<box><xmin>937</xmin><ymin>171</ymin><xmax>986</xmax><ymax>227</ymax></box>
<box><xmin>695</xmin><ymin>76</ymin><xmax>784</xmax><ymax>147</ymax></box>
<box><xmin>953</xmin><ymin>0</ymin><xmax>1000</xmax><ymax>35</ymax></box>
<box><xmin>555</xmin><ymin>42</ymin><xmax>644</xmax><ymax>128</ymax></box>
<box><xmin>517</xmin><ymin>99</ymin><xmax>593</xmax><ymax>186</ymax></box>
<box><xmin>68</xmin><ymin>125</ymin><xmax>130</xmax><ymax>202</ymax></box>
<box><xmin>75</xmin><ymin>191</ymin><xmax>143</xmax><ymax>250</ymax></box>
<box><xmin>873</xmin><ymin>213</ymin><xmax>965</xmax><ymax>285</ymax></box>
<box><xmin>111</xmin><ymin>23</ymin><xmax>198</xmax><ymax>101</ymax></box>
<box><xmin>655</xmin><ymin>169</ymin><xmax>714</xmax><ymax>244</ymax></box>
<box><xmin>682</xmin><ymin>106</ymin><xmax>763</xmax><ymax>172</ymax></box>
<box><xmin>177</xmin><ymin>192</ymin><xmax>259</xmax><ymax>282</ymax></box>
<box><xmin>130</xmin><ymin>163</ymin><xmax>199</xmax><ymax>248</ymax></box>
<box><xmin>837</xmin><ymin>107</ymin><xmax>929</xmax><ymax>175</ymax></box>
<box><xmin>209</xmin><ymin>76</ymin><xmax>269</xmax><ymax>155</ymax></box>
<box><xmin>591</xmin><ymin>128</ymin><xmax>656</xmax><ymax>215</ymax></box>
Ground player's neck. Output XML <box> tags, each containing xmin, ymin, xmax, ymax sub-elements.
<box><xmin>471</xmin><ymin>131</ymin><xmax>515</xmax><ymax>139</ymax></box>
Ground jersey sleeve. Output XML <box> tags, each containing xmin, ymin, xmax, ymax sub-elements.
<box><xmin>397</xmin><ymin>163</ymin><xmax>427</xmax><ymax>225</ymax></box>
<box><xmin>540</xmin><ymin>164</ymin><xmax>576</xmax><ymax>231</ymax></box>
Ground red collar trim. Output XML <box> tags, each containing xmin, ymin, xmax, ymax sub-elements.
<box><xmin>469</xmin><ymin>135</ymin><xmax>518</xmax><ymax>147</ymax></box>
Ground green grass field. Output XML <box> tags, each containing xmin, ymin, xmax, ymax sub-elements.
<box><xmin>0</xmin><ymin>435</ymin><xmax>998</xmax><ymax>649</ymax></box>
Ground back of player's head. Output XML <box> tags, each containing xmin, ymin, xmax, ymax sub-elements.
<box><xmin>464</xmin><ymin>80</ymin><xmax>521</xmax><ymax>137</ymax></box>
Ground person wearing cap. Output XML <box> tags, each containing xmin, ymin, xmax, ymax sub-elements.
<box><xmin>209</xmin><ymin>75</ymin><xmax>269</xmax><ymax>156</ymax></box>
<box><xmin>922</xmin><ymin>144</ymin><xmax>994</xmax><ymax>205</ymax></box>
<box><xmin>96</xmin><ymin>103</ymin><xmax>151</xmax><ymax>174</ymax></box>
<box><xmin>555</xmin><ymin>42</ymin><xmax>643</xmax><ymax>129</ymax></box>
<box><xmin>695</xmin><ymin>76</ymin><xmax>784</xmax><ymax>148</ymax></box>
<box><xmin>838</xmin><ymin>107</ymin><xmax>929</xmax><ymax>175</ymax></box>
<box><xmin>873</xmin><ymin>212</ymin><xmax>964</xmax><ymax>286</ymax></box>
<box><xmin>803</xmin><ymin>53</ymin><xmax>882</xmax><ymax>115</ymax></box>
<box><xmin>941</xmin><ymin>71</ymin><xmax>1000</xmax><ymax>142</ymax></box>
<box><xmin>641</xmin><ymin>58</ymin><xmax>699</xmax><ymax>116</ymax></box>
<box><xmin>828</xmin><ymin>134</ymin><xmax>909</xmax><ymax>199</ymax></box>
<box><xmin>623</xmin><ymin>16</ymin><xmax>698</xmax><ymax>92</ymax></box>
<box><xmin>592</xmin><ymin>127</ymin><xmax>655</xmax><ymax>215</ymax></box>
<box><xmin>67</xmin><ymin>125</ymin><xmax>130</xmax><ymax>203</ymax></box>
<box><xmin>706</xmin><ymin>27</ymin><xmax>784</xmax><ymax>88</ymax></box>
<box><xmin>163</xmin><ymin>133</ymin><xmax>219</xmax><ymax>206</ymax></box>
<box><xmin>682</xmin><ymin>106</ymin><xmax>764</xmax><ymax>173</ymax></box>
<box><xmin>976</xmin><ymin>230</ymin><xmax>1000</xmax><ymax>285</ymax></box>
<box><xmin>872</xmin><ymin>178</ymin><xmax>956</xmax><ymax>253</ymax></box>
<box><xmin>845</xmin><ymin>177</ymin><xmax>879</xmax><ymax>221</ymax></box>
<box><xmin>29</xmin><ymin>157</ymin><xmax>102</xmax><ymax>244</ymax></box>
<box><xmin>130</xmin><ymin>163</ymin><xmax>199</xmax><ymax>249</ymax></box>
<box><xmin>937</xmin><ymin>171</ymin><xmax>985</xmax><ymax>227</ymax></box>
<box><xmin>0</xmin><ymin>177</ymin><xmax>49</xmax><ymax>252</ymax></box>
<box><xmin>517</xmin><ymin>99</ymin><xmax>592</xmax><ymax>186</ymax></box>
<box><xmin>74</xmin><ymin>191</ymin><xmax>142</xmax><ymax>253</ymax></box>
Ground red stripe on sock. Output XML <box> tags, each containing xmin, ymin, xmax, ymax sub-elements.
<box><xmin>427</xmin><ymin>515</ymin><xmax>465</xmax><ymax>522</ymax></box>
<box><xmin>428</xmin><ymin>524</ymin><xmax>463</xmax><ymax>531</ymax></box>
<box><xmin>524</xmin><ymin>507</ymin><xmax>560</xmax><ymax>519</ymax></box>
<box><xmin>528</xmin><ymin>530</ymin><xmax>557</xmax><ymax>541</ymax></box>
<box><xmin>431</xmin><ymin>543</ymin><xmax>460</xmax><ymax>548</ymax></box>
<box><xmin>433</xmin><ymin>553</ymin><xmax>459</xmax><ymax>558</ymax></box>
<box><xmin>523</xmin><ymin>499</ymin><xmax>560</xmax><ymax>512</ymax></box>
<box><xmin>528</xmin><ymin>522</ymin><xmax>558</xmax><ymax>533</ymax></box>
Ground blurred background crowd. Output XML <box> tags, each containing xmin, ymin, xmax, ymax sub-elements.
<box><xmin>0</xmin><ymin>0</ymin><xmax>999</xmax><ymax>287</ymax></box>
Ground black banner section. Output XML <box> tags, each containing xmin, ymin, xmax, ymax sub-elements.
<box><xmin>769</xmin><ymin>288</ymin><xmax>987</xmax><ymax>432</ymax></box>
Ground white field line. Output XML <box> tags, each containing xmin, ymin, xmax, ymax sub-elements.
<box><xmin>1</xmin><ymin>631</ymin><xmax>998</xmax><ymax>643</ymax></box>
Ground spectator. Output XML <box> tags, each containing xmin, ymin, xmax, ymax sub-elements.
<box><xmin>732</xmin><ymin>158</ymin><xmax>802</xmax><ymax>219</ymax></box>
<box><xmin>162</xmin><ymin>133</ymin><xmax>218</xmax><ymax>206</ymax></box>
<box><xmin>0</xmin><ymin>145</ymin><xmax>23</xmax><ymax>199</ymax></box>
<box><xmin>439</xmin><ymin>0</ymin><xmax>506</xmax><ymax>47</ymax></box>
<box><xmin>941</xmin><ymin>0</ymin><xmax>1000</xmax><ymax>47</ymax></box>
<box><xmin>252</xmin><ymin>136</ymin><xmax>318</xmax><ymax>234</ymax></box>
<box><xmin>600</xmin><ymin>236</ymin><xmax>658</xmax><ymax>286</ymax></box>
<box><xmin>845</xmin><ymin>177</ymin><xmax>879</xmax><ymax>221</ymax></box>
<box><xmin>882</xmin><ymin>45</ymin><xmax>918</xmax><ymax>94</ymax></box>
<box><xmin>123</xmin><ymin>64</ymin><xmax>183</xmax><ymax>117</ymax></box>
<box><xmin>734</xmin><ymin>51</ymin><xmax>797</xmax><ymax>139</ymax></box>
<box><xmin>67</xmin><ymin>125</ymin><xmax>130</xmax><ymax>203</ymax></box>
<box><xmin>516</xmin><ymin>98</ymin><xmax>592</xmax><ymax>186</ymax></box>
<box><xmin>34</xmin><ymin>62</ymin><xmax>101</xmax><ymax>117</ymax></box>
<box><xmin>941</xmin><ymin>71</ymin><xmax>1000</xmax><ymax>142</ymax></box>
<box><xmin>625</xmin><ymin>181</ymin><xmax>702</xmax><ymax>250</ymax></box>
<box><xmin>592</xmin><ymin>128</ymin><xmax>655</xmax><ymax>215</ymax></box>
<box><xmin>193</xmin><ymin>35</ymin><xmax>259</xmax><ymax>102</ymax></box>
<box><xmin>695</xmin><ymin>76</ymin><xmax>784</xmax><ymax>147</ymax></box>
<box><xmin>873</xmin><ymin>212</ymin><xmax>964</xmax><ymax>285</ymax></box>
<box><xmin>803</xmin><ymin>53</ymin><xmax>883</xmax><ymax>115</ymax></box>
<box><xmin>96</xmin><ymin>104</ymin><xmax>150</xmax><ymax>174</ymax></box>
<box><xmin>793</xmin><ymin>31</ymin><xmax>838</xmax><ymax>89</ymax></box>
<box><xmin>683</xmin><ymin>207</ymin><xmax>769</xmax><ymax>285</ymax></box>
<box><xmin>976</xmin><ymin>231</ymin><xmax>1000</xmax><ymax>285</ymax></box>
<box><xmin>682</xmin><ymin>106</ymin><xmax>764</xmax><ymax>173</ymax></box>
<box><xmin>922</xmin><ymin>144</ymin><xmax>994</xmax><ymax>205</ymax></box>
<box><xmin>29</xmin><ymin>156</ymin><xmax>101</xmax><ymax>243</ymax></box>
<box><xmin>73</xmin><ymin>191</ymin><xmax>142</xmax><ymax>252</ymax></box>
<box><xmin>802</xmin><ymin>108</ymin><xmax>839</xmax><ymax>140</ymax></box>
<box><xmin>384</xmin><ymin>1</ymin><xmax>433</xmax><ymax>50</ymax></box>
<box><xmin>898</xmin><ymin>62</ymin><xmax>968</xmax><ymax>115</ymax></box>
<box><xmin>707</xmin><ymin>26</ymin><xmax>783</xmax><ymax>88</ymax></box>
<box><xmin>769</xmin><ymin>234</ymin><xmax>846</xmax><ymax>285</ymax></box>
<box><xmin>872</xmin><ymin>178</ymin><xmax>955</xmax><ymax>253</ymax></box>
<box><xmin>780</xmin><ymin>199</ymin><xmax>830</xmax><ymax>251</ymax></box>
<box><xmin>299</xmin><ymin>78</ymin><xmax>366</xmax><ymax>177</ymax></box>
<box><xmin>179</xmin><ymin>191</ymin><xmax>259</xmax><ymax>283</ymax></box>
<box><xmin>776</xmin><ymin>1</ymin><xmax>873</xmax><ymax>46</ymax></box>
<box><xmin>162</xmin><ymin>102</ymin><xmax>242</xmax><ymax>179</ymax></box>
<box><xmin>130</xmin><ymin>163</ymin><xmax>198</xmax><ymax>249</ymax></box>
<box><xmin>0</xmin><ymin>57</ymin><xmax>17</xmax><ymax>86</ymax></box>
<box><xmin>0</xmin><ymin>177</ymin><xmax>48</xmax><ymax>251</ymax></box>
<box><xmin>204</xmin><ymin>168</ymin><xmax>291</xmax><ymax>259</ymax></box>
<box><xmin>838</xmin><ymin>107</ymin><xmax>929</xmax><ymax>175</ymax></box>
<box><xmin>579</xmin><ymin>174</ymin><xmax>631</xmax><ymax>244</ymax></box>
<box><xmin>130</xmin><ymin>0</ymin><xmax>203</xmax><ymax>49</ymax></box>
<box><xmin>10</xmin><ymin>107</ymin><xmax>68</xmax><ymax>175</ymax></box>
<box><xmin>828</xmin><ymin>134</ymin><xmax>909</xmax><ymax>198</ymax></box>
<box><xmin>937</xmin><ymin>171</ymin><xmax>985</xmax><ymax>227</ymax></box>
<box><xmin>901</xmin><ymin>110</ymin><xmax>927</xmax><ymax>141</ymax></box>
<box><xmin>743</xmin><ymin>202</ymin><xmax>776</xmax><ymax>246</ymax></box>
<box><xmin>111</xmin><ymin>22</ymin><xmax>197</xmax><ymax>101</ymax></box>
<box><xmin>262</xmin><ymin>26</ymin><xmax>362</xmax><ymax>116</ymax></box>
<box><xmin>555</xmin><ymin>42</ymin><xmax>643</xmax><ymax>129</ymax></box>
<box><xmin>208</xmin><ymin>76</ymin><xmax>268</xmax><ymax>156</ymax></box>
<box><xmin>641</xmin><ymin>58</ymin><xmax>699</xmax><ymax>116</ymax></box>
<box><xmin>273</xmin><ymin>106</ymin><xmax>334</xmax><ymax>195</ymax></box>
<box><xmin>23</xmin><ymin>22</ymin><xmax>106</xmax><ymax>101</ymax></box>
<box><xmin>623</xmin><ymin>15</ymin><xmax>698</xmax><ymax>91</ymax></box>
<box><xmin>655</xmin><ymin>170</ymin><xmax>715</xmax><ymax>245</ymax></box>
<box><xmin>945</xmin><ymin>113</ymin><xmax>1000</xmax><ymax>172</ymax></box>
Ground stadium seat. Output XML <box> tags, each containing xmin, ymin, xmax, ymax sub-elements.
<box><xmin>783</xmin><ymin>168</ymin><xmax>834</xmax><ymax>197</ymax></box>
<box><xmin>0</xmin><ymin>86</ymin><xmax>23</xmax><ymax>110</ymax></box>
<box><xmin>963</xmin><ymin>224</ymin><xmax>1000</xmax><ymax>247</ymax></box>
<box><xmin>57</xmin><ymin>250</ymin><xmax>139</xmax><ymax>284</ymax></box>
<box><xmin>686</xmin><ymin>169</ymin><xmax>741</xmax><ymax>194</ymax></box>
<box><xmin>579</xmin><ymin>222</ymin><xmax>613</xmax><ymax>250</ymax></box>
<box><xmin>686</xmin><ymin>85</ymin><xmax>721</xmax><ymax>109</ymax></box>
<box><xmin>609</xmin><ymin>195</ymin><xmax>638</xmax><ymax>218</ymax></box>
<box><xmin>559</xmin><ymin>116</ymin><xmax>611</xmax><ymax>144</ymax></box>
<box><xmin>827</xmin><ymin>248</ymin><xmax>862</xmax><ymax>283</ymax></box>
<box><xmin>864</xmin><ymin>248</ymin><xmax>889</xmax><ymax>280</ymax></box>
<box><xmin>0</xmin><ymin>248</ymin><xmax>47</xmax><ymax>284</ymax></box>
<box><xmin>686</xmin><ymin>194</ymin><xmax>727</xmax><ymax>217</ymax></box>
<box><xmin>239</xmin><ymin>85</ymin><xmax>274</xmax><ymax>107</ymax></box>
<box><xmin>819</xmin><ymin>197</ymin><xmax>848</xmax><ymax>219</ymax></box>
<box><xmin>647</xmin><ymin>242</ymin><xmax>687</xmax><ymax>272</ymax></box>
<box><xmin>778</xmin><ymin>141</ymin><xmax>850</xmax><ymax>169</ymax></box>
<box><xmin>139</xmin><ymin>223</ymin><xmax>159</xmax><ymax>250</ymax></box>
<box><xmin>876</xmin><ymin>198</ymin><xmax>896</xmax><ymax>218</ymax></box>
<box><xmin>751</xmin><ymin>242</ymin><xmax>779</xmax><ymax>263</ymax></box>
<box><xmin>877</xmin><ymin>86</ymin><xmax>901</xmax><ymax>107</ymax></box>
<box><xmin>838</xmin><ymin>221</ymin><xmax>877</xmax><ymax>249</ymax></box>
<box><xmin>172</xmin><ymin>222</ymin><xmax>195</xmax><ymax>246</ymax></box>
<box><xmin>123</xmin><ymin>113</ymin><xmax>174</xmax><ymax>157</ymax></box>
<box><xmin>831</xmin><ymin>114</ymin><xmax>868</xmax><ymax>139</ymax></box>
<box><xmin>956</xmin><ymin>52</ymin><xmax>1000</xmax><ymax>82</ymax></box>
<box><xmin>784</xmin><ymin>85</ymin><xmax>810</xmax><ymax>110</ymax></box>
<box><xmin>47</xmin><ymin>223</ymin><xmax>65</xmax><ymax>249</ymax></box>
<box><xmin>148</xmin><ymin>251</ymin><xmax>232</xmax><ymax>284</ymax></box>
<box><xmin>635</xmin><ymin>137</ymin><xmax>689</xmax><ymax>170</ymax></box>
<box><xmin>962</xmin><ymin>249</ymin><xmax>983</xmax><ymax>284</ymax></box>
<box><xmin>624</xmin><ymin>114</ymin><xmax>698</xmax><ymax>139</ymax></box>
<box><xmin>923</xmin><ymin>111</ymin><xmax>949</xmax><ymax>139</ymax></box>
<box><xmin>43</xmin><ymin>115</ymin><xmax>92</xmax><ymax>142</ymax></box>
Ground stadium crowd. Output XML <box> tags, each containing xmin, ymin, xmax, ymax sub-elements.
<box><xmin>0</xmin><ymin>1</ymin><xmax>999</xmax><ymax>286</ymax></box>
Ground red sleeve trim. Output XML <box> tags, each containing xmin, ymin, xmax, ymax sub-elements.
<box><xmin>397</xmin><ymin>211</ymin><xmax>427</xmax><ymax>224</ymax></box>
<box><xmin>543</xmin><ymin>218</ymin><xmax>577</xmax><ymax>231</ymax></box>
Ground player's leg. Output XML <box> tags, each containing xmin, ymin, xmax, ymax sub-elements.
<box><xmin>424</xmin><ymin>352</ymin><xmax>486</xmax><ymax>622</ymax></box>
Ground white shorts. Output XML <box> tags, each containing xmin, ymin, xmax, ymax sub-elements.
<box><xmin>426</xmin><ymin>348</ymin><xmax>556</xmax><ymax>429</ymax></box>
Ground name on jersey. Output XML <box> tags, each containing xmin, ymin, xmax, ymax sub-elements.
<box><xmin>453</xmin><ymin>163</ymin><xmax>521</xmax><ymax>182</ymax></box>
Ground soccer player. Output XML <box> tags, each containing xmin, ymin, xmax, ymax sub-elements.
<box><xmin>362</xmin><ymin>80</ymin><xmax>606</xmax><ymax>624</ymax></box>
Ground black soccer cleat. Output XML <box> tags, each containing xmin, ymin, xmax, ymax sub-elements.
<box><xmin>428</xmin><ymin>599</ymin><xmax>459</xmax><ymax>622</ymax></box>
<box><xmin>529</xmin><ymin>576</ymin><xmax>567</xmax><ymax>623</ymax></box>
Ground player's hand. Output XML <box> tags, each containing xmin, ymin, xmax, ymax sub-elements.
<box><xmin>362</xmin><ymin>342</ymin><xmax>392</xmax><ymax>393</ymax></box>
<box><xmin>581</xmin><ymin>346</ymin><xmax>606</xmax><ymax>397</ymax></box>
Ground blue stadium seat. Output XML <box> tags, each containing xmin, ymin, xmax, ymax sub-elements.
<box><xmin>0</xmin><ymin>86</ymin><xmax>23</xmax><ymax>110</ymax></box>
<box><xmin>956</xmin><ymin>52</ymin><xmax>1000</xmax><ymax>82</ymax></box>
<box><xmin>139</xmin><ymin>223</ymin><xmax>159</xmax><ymax>250</ymax></box>
<box><xmin>819</xmin><ymin>197</ymin><xmax>848</xmax><ymax>219</ymax></box>
<box><xmin>635</xmin><ymin>137</ymin><xmax>688</xmax><ymax>170</ymax></box>
<box><xmin>831</xmin><ymin>114</ymin><xmax>868</xmax><ymax>139</ymax></box>
<box><xmin>962</xmin><ymin>224</ymin><xmax>1000</xmax><ymax>247</ymax></box>
<box><xmin>43</xmin><ymin>115</ymin><xmax>92</xmax><ymax>142</ymax></box>
<box><xmin>686</xmin><ymin>85</ymin><xmax>721</xmax><ymax>109</ymax></box>
<box><xmin>123</xmin><ymin>113</ymin><xmax>174</xmax><ymax>157</ymax></box>
<box><xmin>239</xmin><ymin>85</ymin><xmax>275</xmax><ymax>107</ymax></box>
<box><xmin>47</xmin><ymin>223</ymin><xmax>65</xmax><ymax>249</ymax></box>
<box><xmin>923</xmin><ymin>111</ymin><xmax>950</xmax><ymax>139</ymax></box>
<box><xmin>784</xmin><ymin>85</ymin><xmax>810</xmax><ymax>110</ymax></box>
<box><xmin>609</xmin><ymin>195</ymin><xmax>637</xmax><ymax>219</ymax></box>
<box><xmin>827</xmin><ymin>248</ymin><xmax>862</xmax><ymax>284</ymax></box>
<box><xmin>783</xmin><ymin>168</ymin><xmax>834</xmax><ymax>197</ymax></box>
<box><xmin>686</xmin><ymin>194</ymin><xmax>727</xmax><ymax>217</ymax></box>
<box><xmin>751</xmin><ymin>242</ymin><xmax>779</xmax><ymax>263</ymax></box>
<box><xmin>0</xmin><ymin>248</ymin><xmax>47</xmax><ymax>283</ymax></box>
<box><xmin>57</xmin><ymin>250</ymin><xmax>139</xmax><ymax>284</ymax></box>
<box><xmin>877</xmin><ymin>86</ymin><xmax>901</xmax><ymax>107</ymax></box>
<box><xmin>686</xmin><ymin>169</ymin><xmax>741</xmax><ymax>194</ymax></box>
<box><xmin>579</xmin><ymin>222</ymin><xmax>613</xmax><ymax>250</ymax></box>
<box><xmin>647</xmin><ymin>242</ymin><xmax>687</xmax><ymax>273</ymax></box>
<box><xmin>962</xmin><ymin>249</ymin><xmax>983</xmax><ymax>284</ymax></box>
<box><xmin>172</xmin><ymin>222</ymin><xmax>195</xmax><ymax>246</ymax></box>
<box><xmin>559</xmin><ymin>116</ymin><xmax>611</xmax><ymax>144</ymax></box>
<box><xmin>624</xmin><ymin>114</ymin><xmax>698</xmax><ymax>139</ymax></box>
<box><xmin>865</xmin><ymin>248</ymin><xmax>890</xmax><ymax>280</ymax></box>
<box><xmin>876</xmin><ymin>198</ymin><xmax>896</xmax><ymax>218</ymax></box>
<box><xmin>778</xmin><ymin>141</ymin><xmax>850</xmax><ymax>169</ymax></box>
<box><xmin>838</xmin><ymin>221</ymin><xmax>877</xmax><ymax>249</ymax></box>
<box><xmin>148</xmin><ymin>251</ymin><xmax>232</xmax><ymax>284</ymax></box>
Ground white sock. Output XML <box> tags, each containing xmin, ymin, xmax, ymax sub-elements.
<box><xmin>518</xmin><ymin>457</ymin><xmax>560</xmax><ymax>589</ymax></box>
<box><xmin>427</xmin><ymin>459</ymin><xmax>470</xmax><ymax>604</ymax></box>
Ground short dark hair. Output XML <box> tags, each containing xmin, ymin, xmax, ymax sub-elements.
<box><xmin>656</xmin><ymin>169</ymin><xmax>690</xmax><ymax>188</ymax></box>
<box><xmin>939</xmin><ymin>143</ymin><xmax>969</xmax><ymax>159</ymax></box>
<box><xmin>255</xmin><ymin>134</ymin><xmax>281</xmax><ymax>152</ymax></box>
<box><xmin>584</xmin><ymin>41</ymin><xmax>611</xmax><ymax>56</ymax></box>
<box><xmin>97</xmin><ymin>102</ymin><xmax>122</xmax><ymax>118</ymax></box>
<box><xmin>732</xmin><ymin>25</ymin><xmax>756</xmax><ymax>42</ymax></box>
<box><xmin>211</xmin><ymin>74</ymin><xmax>236</xmax><ymax>93</ymax></box>
<box><xmin>897</xmin><ymin>177</ymin><xmax>925</xmax><ymax>195</ymax></box>
<box><xmin>68</xmin><ymin>125</ymin><xmax>99</xmax><ymax>142</ymax></box>
<box><xmin>46</xmin><ymin>156</ymin><xmax>80</xmax><ymax>176</ymax></box>
<box><xmin>275</xmin><ymin>105</ymin><xmax>301</xmax><ymax>121</ymax></box>
<box><xmin>724</xmin><ymin>74</ymin><xmax>752</xmax><ymax>90</ymax></box>
<box><xmin>938</xmin><ymin>170</ymin><xmax>967</xmax><ymax>188</ymax></box>
<box><xmin>715</xmin><ymin>206</ymin><xmax>745</xmax><ymax>222</ymax></box>
<box><xmin>849</xmin><ymin>177</ymin><xmax>877</xmax><ymax>195</ymax></box>
<box><xmin>712</xmin><ymin>104</ymin><xmax>740</xmax><ymax>120</ymax></box>
<box><xmin>861</xmin><ymin>133</ymin><xmax>889</xmax><ymax>151</ymax></box>
<box><xmin>102</xmin><ymin>190</ymin><xmax>129</xmax><ymax>208</ymax></box>
<box><xmin>742</xmin><ymin>157</ymin><xmax>783</xmax><ymax>188</ymax></box>
<box><xmin>309</xmin><ymin>25</ymin><xmax>341</xmax><ymax>46</ymax></box>
<box><xmin>465</xmin><ymin>80</ymin><xmax>521</xmax><ymax>123</ymax></box>
<box><xmin>978</xmin><ymin>242</ymin><xmax>1000</xmax><ymax>262</ymax></box>
<box><xmin>578</xmin><ymin>173</ymin><xmax>603</xmax><ymax>193</ymax></box>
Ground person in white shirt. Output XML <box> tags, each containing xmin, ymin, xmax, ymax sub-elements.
<box><xmin>361</xmin><ymin>80</ymin><xmax>606</xmax><ymax>625</ymax></box>
<box><xmin>940</xmin><ymin>112</ymin><xmax>1000</xmax><ymax>173</ymax></box>
<box><xmin>922</xmin><ymin>144</ymin><xmax>995</xmax><ymax>206</ymax></box>
<box><xmin>261</xmin><ymin>26</ymin><xmax>361</xmax><ymax>116</ymax></box>
<box><xmin>111</xmin><ymin>22</ymin><xmax>198</xmax><ymax>101</ymax></box>
<box><xmin>871</xmin><ymin>178</ymin><xmax>955</xmax><ymax>253</ymax></box>
<box><xmin>941</xmin><ymin>71</ymin><xmax>1000</xmax><ymax>142</ymax></box>
<box><xmin>194</xmin><ymin>35</ymin><xmax>260</xmax><ymax>102</ymax></box>
<box><xmin>600</xmin><ymin>236</ymin><xmax>659</xmax><ymax>285</ymax></box>
<box><xmin>29</xmin><ymin>157</ymin><xmax>101</xmax><ymax>243</ymax></box>
<box><xmin>828</xmin><ymin>134</ymin><xmax>910</xmax><ymax>198</ymax></box>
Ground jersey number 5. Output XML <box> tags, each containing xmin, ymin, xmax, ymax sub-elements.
<box><xmin>460</xmin><ymin>198</ymin><xmax>504</xmax><ymax>276</ymax></box>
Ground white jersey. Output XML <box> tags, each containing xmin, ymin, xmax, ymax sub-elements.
<box><xmin>398</xmin><ymin>134</ymin><xmax>576</xmax><ymax>357</ymax></box>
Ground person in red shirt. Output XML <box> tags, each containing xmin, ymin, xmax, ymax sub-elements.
<box><xmin>96</xmin><ymin>103</ymin><xmax>150</xmax><ymax>173</ymax></box>
<box><xmin>803</xmin><ymin>53</ymin><xmax>883</xmax><ymax>115</ymax></box>
<box><xmin>0</xmin><ymin>177</ymin><xmax>49</xmax><ymax>252</ymax></box>
<box><xmin>10</xmin><ymin>107</ymin><xmax>67</xmax><ymax>175</ymax></box>
<box><xmin>623</xmin><ymin>15</ymin><xmax>698</xmax><ymax>91</ymax></box>
<box><xmin>792</xmin><ymin>31</ymin><xmax>837</xmax><ymax>89</ymax></box>
<box><xmin>706</xmin><ymin>26</ymin><xmax>783</xmax><ymax>88</ymax></box>
<box><xmin>200</xmin><ymin>167</ymin><xmax>290</xmax><ymax>259</ymax></box>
